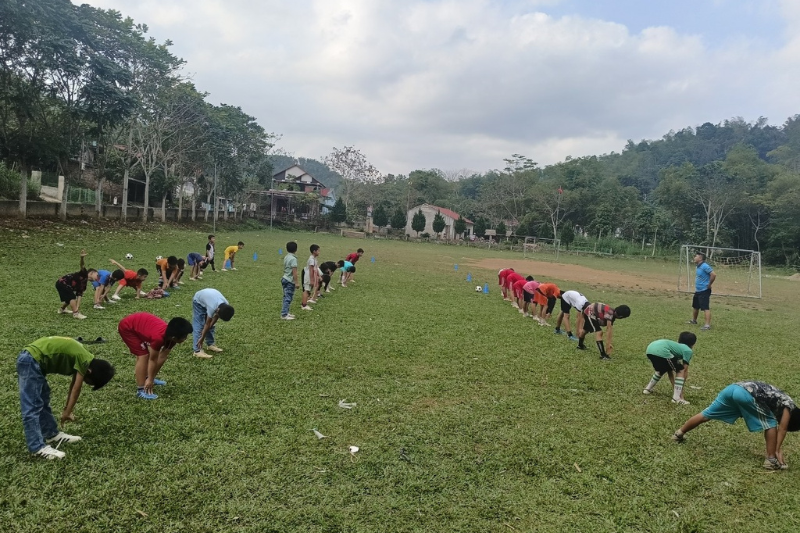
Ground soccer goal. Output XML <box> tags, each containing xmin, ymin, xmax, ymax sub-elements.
<box><xmin>678</xmin><ymin>245</ymin><xmax>762</xmax><ymax>298</ymax></box>
<box><xmin>523</xmin><ymin>236</ymin><xmax>560</xmax><ymax>260</ymax></box>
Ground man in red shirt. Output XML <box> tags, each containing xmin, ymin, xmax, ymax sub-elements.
<box><xmin>512</xmin><ymin>277</ymin><xmax>532</xmax><ymax>314</ymax></box>
<box><xmin>342</xmin><ymin>248</ymin><xmax>364</xmax><ymax>284</ymax></box>
<box><xmin>118</xmin><ymin>312</ymin><xmax>193</xmax><ymax>399</ymax></box>
<box><xmin>578</xmin><ymin>303</ymin><xmax>631</xmax><ymax>360</ymax></box>
<box><xmin>498</xmin><ymin>268</ymin><xmax>515</xmax><ymax>301</ymax></box>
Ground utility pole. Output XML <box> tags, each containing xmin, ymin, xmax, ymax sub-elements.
<box><xmin>213</xmin><ymin>162</ymin><xmax>217</xmax><ymax>233</ymax></box>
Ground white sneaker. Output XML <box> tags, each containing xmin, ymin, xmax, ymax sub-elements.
<box><xmin>194</xmin><ymin>350</ymin><xmax>213</xmax><ymax>359</ymax></box>
<box><xmin>221</xmin><ymin>268</ymin><xmax>228</xmax><ymax>272</ymax></box>
<box><xmin>231</xmin><ymin>267</ymin><xmax>237</xmax><ymax>271</ymax></box>
<box><xmin>33</xmin><ymin>445</ymin><xmax>65</xmax><ymax>460</ymax></box>
<box><xmin>57</xmin><ymin>308</ymin><xmax>69</xmax><ymax>314</ymax></box>
<box><xmin>73</xmin><ymin>312</ymin><xmax>87</xmax><ymax>320</ymax></box>
<box><xmin>672</xmin><ymin>398</ymin><xmax>691</xmax><ymax>405</ymax></box>
<box><xmin>139</xmin><ymin>290</ymin><xmax>147</xmax><ymax>296</ymax></box>
<box><xmin>189</xmin><ymin>277</ymin><xmax>196</xmax><ymax>281</ymax></box>
<box><xmin>111</xmin><ymin>294</ymin><xmax>121</xmax><ymax>301</ymax></box>
<box><xmin>301</xmin><ymin>305</ymin><xmax>313</xmax><ymax>311</ymax></box>
<box><xmin>308</xmin><ymin>299</ymin><xmax>317</xmax><ymax>304</ymax></box>
<box><xmin>93</xmin><ymin>304</ymin><xmax>105</xmax><ymax>310</ymax></box>
<box><xmin>642</xmin><ymin>389</ymin><xmax>652</xmax><ymax>395</ymax></box>
<box><xmin>207</xmin><ymin>345</ymin><xmax>223</xmax><ymax>353</ymax></box>
<box><xmin>281</xmin><ymin>315</ymin><xmax>296</xmax><ymax>320</ymax></box>
<box><xmin>287</xmin><ymin>313</ymin><xmax>296</xmax><ymax>319</ymax></box>
<box><xmin>511</xmin><ymin>302</ymin><xmax>519</xmax><ymax>309</ymax></box>
<box><xmin>106</xmin><ymin>299</ymin><xmax>117</xmax><ymax>304</ymax></box>
<box><xmin>178</xmin><ymin>281</ymin><xmax>185</xmax><ymax>285</ymax></box>
<box><xmin>46</xmin><ymin>431</ymin><xmax>82</xmax><ymax>445</ymax></box>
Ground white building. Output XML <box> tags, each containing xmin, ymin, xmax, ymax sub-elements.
<box><xmin>405</xmin><ymin>204</ymin><xmax>474</xmax><ymax>239</ymax></box>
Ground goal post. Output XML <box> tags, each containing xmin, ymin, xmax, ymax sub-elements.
<box><xmin>678</xmin><ymin>245</ymin><xmax>762</xmax><ymax>298</ymax></box>
<box><xmin>522</xmin><ymin>236</ymin><xmax>560</xmax><ymax>260</ymax></box>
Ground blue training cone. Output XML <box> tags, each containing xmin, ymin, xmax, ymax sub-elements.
<box><xmin>253</xmin><ymin>252</ymin><xmax>258</xmax><ymax>261</ymax></box>
<box><xmin>279</xmin><ymin>248</ymin><xmax>283</xmax><ymax>255</ymax></box>
<box><xmin>467</xmin><ymin>273</ymin><xmax>472</xmax><ymax>282</ymax></box>
<box><xmin>371</xmin><ymin>256</ymin><xmax>375</xmax><ymax>263</ymax></box>
<box><xmin>454</xmin><ymin>264</ymin><xmax>459</xmax><ymax>271</ymax></box>
<box><xmin>483</xmin><ymin>283</ymin><xmax>489</xmax><ymax>294</ymax></box>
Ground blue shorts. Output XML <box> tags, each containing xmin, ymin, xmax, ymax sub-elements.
<box><xmin>187</xmin><ymin>253</ymin><xmax>204</xmax><ymax>266</ymax></box>
<box><xmin>701</xmin><ymin>384</ymin><xmax>777</xmax><ymax>432</ymax></box>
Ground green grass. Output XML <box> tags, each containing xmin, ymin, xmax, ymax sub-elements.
<box><xmin>1</xmin><ymin>220</ymin><xmax>800</xmax><ymax>532</ymax></box>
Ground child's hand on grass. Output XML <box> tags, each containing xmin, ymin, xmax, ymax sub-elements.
<box><xmin>61</xmin><ymin>412</ymin><xmax>75</xmax><ymax>425</ymax></box>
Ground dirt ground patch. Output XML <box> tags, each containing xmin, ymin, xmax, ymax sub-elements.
<box><xmin>466</xmin><ymin>257</ymin><xmax>677</xmax><ymax>293</ymax></box>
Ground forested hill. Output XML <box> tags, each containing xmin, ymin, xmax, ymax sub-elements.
<box><xmin>291</xmin><ymin>115</ymin><xmax>800</xmax><ymax>268</ymax></box>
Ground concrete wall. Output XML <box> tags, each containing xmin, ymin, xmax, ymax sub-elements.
<box><xmin>0</xmin><ymin>200</ymin><xmax>219</xmax><ymax>222</ymax></box>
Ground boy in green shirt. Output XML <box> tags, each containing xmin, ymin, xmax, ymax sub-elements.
<box><xmin>280</xmin><ymin>241</ymin><xmax>299</xmax><ymax>320</ymax></box>
<box><xmin>17</xmin><ymin>337</ymin><xmax>115</xmax><ymax>460</ymax></box>
<box><xmin>642</xmin><ymin>332</ymin><xmax>696</xmax><ymax>405</ymax></box>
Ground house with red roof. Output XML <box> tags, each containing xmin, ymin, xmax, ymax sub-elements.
<box><xmin>404</xmin><ymin>204</ymin><xmax>474</xmax><ymax>239</ymax></box>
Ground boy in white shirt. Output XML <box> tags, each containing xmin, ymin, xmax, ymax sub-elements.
<box><xmin>301</xmin><ymin>244</ymin><xmax>320</xmax><ymax>311</ymax></box>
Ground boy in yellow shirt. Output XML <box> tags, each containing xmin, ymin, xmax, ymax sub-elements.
<box><xmin>221</xmin><ymin>242</ymin><xmax>244</xmax><ymax>271</ymax></box>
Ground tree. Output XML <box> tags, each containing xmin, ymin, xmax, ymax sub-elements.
<box><xmin>560</xmin><ymin>225</ymin><xmax>575</xmax><ymax>249</ymax></box>
<box><xmin>372</xmin><ymin>203</ymin><xmax>389</xmax><ymax>229</ymax></box>
<box><xmin>391</xmin><ymin>207</ymin><xmax>407</xmax><ymax>232</ymax></box>
<box><xmin>496</xmin><ymin>221</ymin><xmax>507</xmax><ymax>240</ymax></box>
<box><xmin>324</xmin><ymin>146</ymin><xmax>381</xmax><ymax>210</ymax></box>
<box><xmin>454</xmin><ymin>215</ymin><xmax>467</xmax><ymax>239</ymax></box>
<box><xmin>432</xmin><ymin>210</ymin><xmax>445</xmax><ymax>238</ymax></box>
<box><xmin>411</xmin><ymin>209</ymin><xmax>426</xmax><ymax>236</ymax></box>
<box><xmin>474</xmin><ymin>217</ymin><xmax>488</xmax><ymax>238</ymax></box>
<box><xmin>331</xmin><ymin>197</ymin><xmax>347</xmax><ymax>224</ymax></box>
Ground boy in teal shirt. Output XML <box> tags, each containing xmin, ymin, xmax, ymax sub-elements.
<box><xmin>642</xmin><ymin>332</ymin><xmax>696</xmax><ymax>405</ymax></box>
<box><xmin>17</xmin><ymin>337</ymin><xmax>115</xmax><ymax>460</ymax></box>
<box><xmin>281</xmin><ymin>241</ymin><xmax>299</xmax><ymax>320</ymax></box>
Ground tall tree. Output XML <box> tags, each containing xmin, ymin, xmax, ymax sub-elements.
<box><xmin>324</xmin><ymin>146</ymin><xmax>381</xmax><ymax>211</ymax></box>
<box><xmin>432</xmin><ymin>210</ymin><xmax>445</xmax><ymax>238</ymax></box>
<box><xmin>391</xmin><ymin>207</ymin><xmax>407</xmax><ymax>232</ymax></box>
<box><xmin>372</xmin><ymin>203</ymin><xmax>388</xmax><ymax>229</ymax></box>
<box><xmin>454</xmin><ymin>215</ymin><xmax>467</xmax><ymax>239</ymax></box>
<box><xmin>411</xmin><ymin>209</ymin><xmax>426</xmax><ymax>236</ymax></box>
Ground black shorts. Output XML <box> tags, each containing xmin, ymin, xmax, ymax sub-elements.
<box><xmin>523</xmin><ymin>291</ymin><xmax>533</xmax><ymax>303</ymax></box>
<box><xmin>349</xmin><ymin>266</ymin><xmax>356</xmax><ymax>273</ymax></box>
<box><xmin>647</xmin><ymin>353</ymin><xmax>685</xmax><ymax>374</ymax></box>
<box><xmin>692</xmin><ymin>289</ymin><xmax>711</xmax><ymax>311</ymax></box>
<box><xmin>56</xmin><ymin>281</ymin><xmax>76</xmax><ymax>303</ymax></box>
<box><xmin>584</xmin><ymin>316</ymin><xmax>603</xmax><ymax>333</ymax></box>
<box><xmin>562</xmin><ymin>300</ymin><xmax>590</xmax><ymax>314</ymax></box>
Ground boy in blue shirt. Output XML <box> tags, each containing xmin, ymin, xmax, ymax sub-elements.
<box><xmin>642</xmin><ymin>332</ymin><xmax>696</xmax><ymax>405</ymax></box>
<box><xmin>192</xmin><ymin>288</ymin><xmax>235</xmax><ymax>359</ymax></box>
<box><xmin>16</xmin><ymin>337</ymin><xmax>115</xmax><ymax>460</ymax></box>
<box><xmin>673</xmin><ymin>381</ymin><xmax>800</xmax><ymax>470</ymax></box>
<box><xmin>281</xmin><ymin>241</ymin><xmax>299</xmax><ymax>320</ymax></box>
<box><xmin>91</xmin><ymin>269</ymin><xmax>123</xmax><ymax>309</ymax></box>
<box><xmin>337</xmin><ymin>259</ymin><xmax>355</xmax><ymax>287</ymax></box>
<box><xmin>688</xmin><ymin>252</ymin><xmax>715</xmax><ymax>330</ymax></box>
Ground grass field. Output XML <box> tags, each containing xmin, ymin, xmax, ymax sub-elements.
<box><xmin>2</xmin><ymin>220</ymin><xmax>800</xmax><ymax>533</ymax></box>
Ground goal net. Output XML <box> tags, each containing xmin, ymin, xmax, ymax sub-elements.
<box><xmin>523</xmin><ymin>236</ymin><xmax>560</xmax><ymax>260</ymax></box>
<box><xmin>678</xmin><ymin>245</ymin><xmax>762</xmax><ymax>298</ymax></box>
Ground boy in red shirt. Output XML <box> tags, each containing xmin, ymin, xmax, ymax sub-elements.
<box><xmin>504</xmin><ymin>271</ymin><xmax>524</xmax><ymax>308</ymax></box>
<box><xmin>118</xmin><ymin>312</ymin><xmax>193</xmax><ymax>400</ymax></box>
<box><xmin>341</xmin><ymin>248</ymin><xmax>364</xmax><ymax>284</ymax></box>
<box><xmin>512</xmin><ymin>277</ymin><xmax>532</xmax><ymax>314</ymax></box>
<box><xmin>498</xmin><ymin>268</ymin><xmax>515</xmax><ymax>301</ymax></box>
<box><xmin>578</xmin><ymin>302</ymin><xmax>631</xmax><ymax>360</ymax></box>
<box><xmin>109</xmin><ymin>259</ymin><xmax>149</xmax><ymax>300</ymax></box>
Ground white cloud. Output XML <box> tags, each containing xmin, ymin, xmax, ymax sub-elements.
<box><xmin>83</xmin><ymin>0</ymin><xmax>799</xmax><ymax>174</ymax></box>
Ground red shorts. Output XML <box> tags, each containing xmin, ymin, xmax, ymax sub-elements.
<box><xmin>118</xmin><ymin>323</ymin><xmax>148</xmax><ymax>356</ymax></box>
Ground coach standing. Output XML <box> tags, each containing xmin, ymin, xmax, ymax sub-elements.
<box><xmin>688</xmin><ymin>252</ymin><xmax>715</xmax><ymax>331</ymax></box>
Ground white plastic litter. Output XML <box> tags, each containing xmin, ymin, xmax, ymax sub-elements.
<box><xmin>349</xmin><ymin>446</ymin><xmax>359</xmax><ymax>454</ymax></box>
<box><xmin>338</xmin><ymin>399</ymin><xmax>356</xmax><ymax>409</ymax></box>
<box><xmin>312</xmin><ymin>428</ymin><xmax>327</xmax><ymax>439</ymax></box>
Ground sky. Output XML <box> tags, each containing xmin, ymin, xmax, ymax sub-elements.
<box><xmin>83</xmin><ymin>0</ymin><xmax>800</xmax><ymax>176</ymax></box>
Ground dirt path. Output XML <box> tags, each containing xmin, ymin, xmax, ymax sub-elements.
<box><xmin>466</xmin><ymin>258</ymin><xmax>677</xmax><ymax>292</ymax></box>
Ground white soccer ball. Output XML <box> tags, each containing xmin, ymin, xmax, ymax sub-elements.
<box><xmin>125</xmin><ymin>253</ymin><xmax>133</xmax><ymax>260</ymax></box>
<box><xmin>156</xmin><ymin>255</ymin><xmax>163</xmax><ymax>261</ymax></box>
<box><xmin>475</xmin><ymin>285</ymin><xmax>482</xmax><ymax>292</ymax></box>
